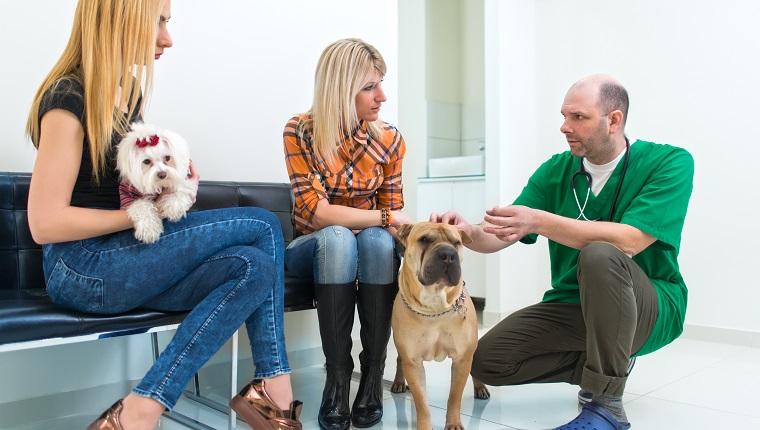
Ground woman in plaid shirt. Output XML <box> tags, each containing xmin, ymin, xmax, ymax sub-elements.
<box><xmin>283</xmin><ymin>38</ymin><xmax>414</xmax><ymax>430</ymax></box>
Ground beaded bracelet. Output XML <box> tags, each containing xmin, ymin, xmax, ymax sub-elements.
<box><xmin>381</xmin><ymin>208</ymin><xmax>390</xmax><ymax>228</ymax></box>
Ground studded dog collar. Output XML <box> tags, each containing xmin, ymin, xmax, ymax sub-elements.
<box><xmin>399</xmin><ymin>286</ymin><xmax>468</xmax><ymax>320</ymax></box>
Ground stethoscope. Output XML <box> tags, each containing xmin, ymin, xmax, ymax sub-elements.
<box><xmin>571</xmin><ymin>137</ymin><xmax>630</xmax><ymax>222</ymax></box>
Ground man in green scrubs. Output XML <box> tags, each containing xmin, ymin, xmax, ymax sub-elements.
<box><xmin>431</xmin><ymin>74</ymin><xmax>693</xmax><ymax>430</ymax></box>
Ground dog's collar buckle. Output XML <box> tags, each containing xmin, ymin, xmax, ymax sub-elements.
<box><xmin>450</xmin><ymin>291</ymin><xmax>467</xmax><ymax>316</ymax></box>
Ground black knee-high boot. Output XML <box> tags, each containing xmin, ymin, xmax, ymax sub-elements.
<box><xmin>315</xmin><ymin>282</ymin><xmax>357</xmax><ymax>430</ymax></box>
<box><xmin>351</xmin><ymin>281</ymin><xmax>398</xmax><ymax>428</ymax></box>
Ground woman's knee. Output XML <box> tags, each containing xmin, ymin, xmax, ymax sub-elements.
<box><xmin>356</xmin><ymin>227</ymin><xmax>397</xmax><ymax>283</ymax></box>
<box><xmin>241</xmin><ymin>207</ymin><xmax>283</xmax><ymax>238</ymax></box>
<box><xmin>314</xmin><ymin>226</ymin><xmax>358</xmax><ymax>283</ymax></box>
<box><xmin>356</xmin><ymin>227</ymin><xmax>395</xmax><ymax>252</ymax></box>
<box><xmin>317</xmin><ymin>225</ymin><xmax>358</xmax><ymax>255</ymax></box>
<box><xmin>225</xmin><ymin>246</ymin><xmax>278</xmax><ymax>289</ymax></box>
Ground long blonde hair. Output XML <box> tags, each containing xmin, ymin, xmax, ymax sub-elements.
<box><xmin>25</xmin><ymin>0</ymin><xmax>162</xmax><ymax>183</ymax></box>
<box><xmin>306</xmin><ymin>38</ymin><xmax>387</xmax><ymax>161</ymax></box>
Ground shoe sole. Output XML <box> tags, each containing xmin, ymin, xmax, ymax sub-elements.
<box><xmin>230</xmin><ymin>395</ymin><xmax>272</xmax><ymax>429</ymax></box>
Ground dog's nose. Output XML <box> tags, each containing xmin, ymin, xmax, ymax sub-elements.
<box><xmin>157</xmin><ymin>171</ymin><xmax>167</xmax><ymax>180</ymax></box>
<box><xmin>438</xmin><ymin>247</ymin><xmax>457</xmax><ymax>265</ymax></box>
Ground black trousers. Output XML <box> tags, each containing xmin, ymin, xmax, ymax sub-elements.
<box><xmin>471</xmin><ymin>242</ymin><xmax>658</xmax><ymax>396</ymax></box>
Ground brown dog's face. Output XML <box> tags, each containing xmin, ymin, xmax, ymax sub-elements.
<box><xmin>397</xmin><ymin>222</ymin><xmax>473</xmax><ymax>287</ymax></box>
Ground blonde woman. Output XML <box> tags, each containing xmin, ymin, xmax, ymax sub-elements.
<box><xmin>283</xmin><ymin>38</ymin><xmax>414</xmax><ymax>430</ymax></box>
<box><xmin>26</xmin><ymin>1</ymin><xmax>301</xmax><ymax>429</ymax></box>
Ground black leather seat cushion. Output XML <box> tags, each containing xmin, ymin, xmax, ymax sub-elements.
<box><xmin>0</xmin><ymin>289</ymin><xmax>187</xmax><ymax>344</ymax></box>
<box><xmin>0</xmin><ymin>172</ymin><xmax>314</xmax><ymax>347</ymax></box>
<box><xmin>0</xmin><ymin>279</ymin><xmax>314</xmax><ymax>345</ymax></box>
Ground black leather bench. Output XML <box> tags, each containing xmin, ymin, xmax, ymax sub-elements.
<box><xmin>0</xmin><ymin>171</ymin><xmax>314</xmax><ymax>429</ymax></box>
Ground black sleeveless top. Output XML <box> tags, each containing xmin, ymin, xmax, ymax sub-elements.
<box><xmin>38</xmin><ymin>76</ymin><xmax>143</xmax><ymax>209</ymax></box>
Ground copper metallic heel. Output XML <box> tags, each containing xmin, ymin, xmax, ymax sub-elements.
<box><xmin>230</xmin><ymin>379</ymin><xmax>303</xmax><ymax>430</ymax></box>
<box><xmin>86</xmin><ymin>399</ymin><xmax>124</xmax><ymax>430</ymax></box>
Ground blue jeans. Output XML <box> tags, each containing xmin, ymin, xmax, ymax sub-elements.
<box><xmin>42</xmin><ymin>207</ymin><xmax>290</xmax><ymax>409</ymax></box>
<box><xmin>285</xmin><ymin>226</ymin><xmax>398</xmax><ymax>284</ymax></box>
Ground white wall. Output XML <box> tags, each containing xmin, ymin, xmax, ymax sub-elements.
<box><xmin>424</xmin><ymin>0</ymin><xmax>486</xmax><ymax>162</ymax></box>
<box><xmin>398</xmin><ymin>0</ymin><xmax>428</xmax><ymax>220</ymax></box>
<box><xmin>460</xmin><ymin>0</ymin><xmax>485</xmax><ymax>157</ymax></box>
<box><xmin>485</xmin><ymin>0</ymin><xmax>759</xmax><ymax>335</ymax></box>
<box><xmin>483</xmin><ymin>0</ymin><xmax>547</xmax><ymax>325</ymax></box>
<box><xmin>0</xmin><ymin>0</ymin><xmax>398</xmax><ymax>403</ymax></box>
<box><xmin>2</xmin><ymin>0</ymin><xmax>399</xmax><ymax>181</ymax></box>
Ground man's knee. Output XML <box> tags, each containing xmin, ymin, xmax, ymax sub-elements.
<box><xmin>578</xmin><ymin>242</ymin><xmax>634</xmax><ymax>293</ymax></box>
<box><xmin>470</xmin><ymin>346</ymin><xmax>490</xmax><ymax>381</ymax></box>
<box><xmin>578</xmin><ymin>242</ymin><xmax>621</xmax><ymax>268</ymax></box>
<box><xmin>470</xmin><ymin>341</ymin><xmax>520</xmax><ymax>386</ymax></box>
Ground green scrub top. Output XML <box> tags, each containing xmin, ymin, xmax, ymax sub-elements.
<box><xmin>513</xmin><ymin>140</ymin><xmax>694</xmax><ymax>356</ymax></box>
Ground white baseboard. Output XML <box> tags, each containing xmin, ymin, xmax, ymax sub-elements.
<box><xmin>481</xmin><ymin>314</ymin><xmax>760</xmax><ymax>349</ymax></box>
<box><xmin>482</xmin><ymin>309</ymin><xmax>509</xmax><ymax>327</ymax></box>
<box><xmin>680</xmin><ymin>323</ymin><xmax>760</xmax><ymax>347</ymax></box>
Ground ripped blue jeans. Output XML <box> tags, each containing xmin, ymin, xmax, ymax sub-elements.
<box><xmin>284</xmin><ymin>226</ymin><xmax>398</xmax><ymax>284</ymax></box>
<box><xmin>42</xmin><ymin>207</ymin><xmax>290</xmax><ymax>409</ymax></box>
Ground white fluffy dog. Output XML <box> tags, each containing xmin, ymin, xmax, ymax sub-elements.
<box><xmin>116</xmin><ymin>122</ymin><xmax>198</xmax><ymax>243</ymax></box>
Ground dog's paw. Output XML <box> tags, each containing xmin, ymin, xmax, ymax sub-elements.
<box><xmin>160</xmin><ymin>204</ymin><xmax>187</xmax><ymax>222</ymax></box>
<box><xmin>473</xmin><ymin>385</ymin><xmax>491</xmax><ymax>399</ymax></box>
<box><xmin>472</xmin><ymin>378</ymin><xmax>491</xmax><ymax>399</ymax></box>
<box><xmin>134</xmin><ymin>224</ymin><xmax>162</xmax><ymax>243</ymax></box>
<box><xmin>127</xmin><ymin>200</ymin><xmax>164</xmax><ymax>243</ymax></box>
<box><xmin>390</xmin><ymin>380</ymin><xmax>408</xmax><ymax>393</ymax></box>
<box><xmin>157</xmin><ymin>192</ymin><xmax>192</xmax><ymax>222</ymax></box>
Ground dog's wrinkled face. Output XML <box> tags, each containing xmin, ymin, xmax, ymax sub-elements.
<box><xmin>116</xmin><ymin>123</ymin><xmax>191</xmax><ymax>195</ymax></box>
<box><xmin>397</xmin><ymin>222</ymin><xmax>473</xmax><ymax>287</ymax></box>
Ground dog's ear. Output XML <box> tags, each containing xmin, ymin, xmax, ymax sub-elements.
<box><xmin>396</xmin><ymin>223</ymin><xmax>414</xmax><ymax>245</ymax></box>
<box><xmin>459</xmin><ymin>229</ymin><xmax>473</xmax><ymax>245</ymax></box>
<box><xmin>116</xmin><ymin>130</ymin><xmax>142</xmax><ymax>184</ymax></box>
<box><xmin>159</xmin><ymin>129</ymin><xmax>191</xmax><ymax>175</ymax></box>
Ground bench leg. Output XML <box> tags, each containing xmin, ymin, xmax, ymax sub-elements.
<box><xmin>175</xmin><ymin>329</ymin><xmax>240</xmax><ymax>430</ymax></box>
<box><xmin>150</xmin><ymin>330</ymin><xmax>241</xmax><ymax>430</ymax></box>
<box><xmin>229</xmin><ymin>329</ymin><xmax>238</xmax><ymax>430</ymax></box>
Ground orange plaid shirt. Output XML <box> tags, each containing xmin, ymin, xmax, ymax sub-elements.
<box><xmin>284</xmin><ymin>114</ymin><xmax>406</xmax><ymax>234</ymax></box>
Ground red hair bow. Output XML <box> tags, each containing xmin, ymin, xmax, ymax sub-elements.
<box><xmin>136</xmin><ymin>134</ymin><xmax>160</xmax><ymax>148</ymax></box>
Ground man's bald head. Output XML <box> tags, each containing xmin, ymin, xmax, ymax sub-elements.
<box><xmin>570</xmin><ymin>74</ymin><xmax>629</xmax><ymax>126</ymax></box>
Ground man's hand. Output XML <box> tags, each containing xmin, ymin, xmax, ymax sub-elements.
<box><xmin>482</xmin><ymin>205</ymin><xmax>536</xmax><ymax>245</ymax></box>
<box><xmin>429</xmin><ymin>210</ymin><xmax>474</xmax><ymax>237</ymax></box>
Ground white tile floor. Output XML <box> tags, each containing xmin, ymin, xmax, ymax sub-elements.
<box><xmin>3</xmin><ymin>327</ymin><xmax>760</xmax><ymax>430</ymax></box>
<box><xmin>168</xmin><ymin>331</ymin><xmax>760</xmax><ymax>430</ymax></box>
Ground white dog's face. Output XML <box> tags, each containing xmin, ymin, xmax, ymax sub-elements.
<box><xmin>117</xmin><ymin>123</ymin><xmax>191</xmax><ymax>195</ymax></box>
